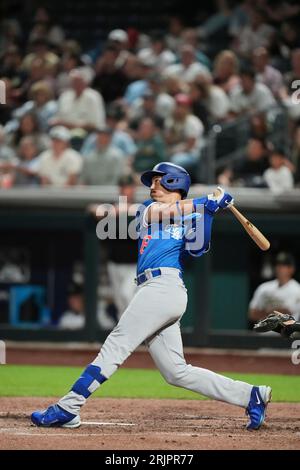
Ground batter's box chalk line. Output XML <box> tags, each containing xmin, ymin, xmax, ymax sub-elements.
<box><xmin>81</xmin><ymin>421</ymin><xmax>136</xmax><ymax>426</ymax></box>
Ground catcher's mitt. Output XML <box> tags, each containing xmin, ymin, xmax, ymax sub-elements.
<box><xmin>253</xmin><ymin>311</ymin><xmax>296</xmax><ymax>337</ymax></box>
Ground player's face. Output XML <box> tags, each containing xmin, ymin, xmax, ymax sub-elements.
<box><xmin>150</xmin><ymin>176</ymin><xmax>180</xmax><ymax>203</ymax></box>
<box><xmin>275</xmin><ymin>264</ymin><xmax>295</xmax><ymax>283</ymax></box>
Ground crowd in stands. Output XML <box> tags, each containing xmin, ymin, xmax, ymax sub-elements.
<box><xmin>1</xmin><ymin>1</ymin><xmax>300</xmax><ymax>192</ymax></box>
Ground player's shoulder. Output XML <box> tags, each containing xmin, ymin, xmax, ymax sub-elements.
<box><xmin>286</xmin><ymin>279</ymin><xmax>300</xmax><ymax>290</ymax></box>
<box><xmin>143</xmin><ymin>199</ymin><xmax>155</xmax><ymax>208</ymax></box>
<box><xmin>255</xmin><ymin>279</ymin><xmax>278</xmax><ymax>293</ymax></box>
<box><xmin>136</xmin><ymin>199</ymin><xmax>154</xmax><ymax>215</ymax></box>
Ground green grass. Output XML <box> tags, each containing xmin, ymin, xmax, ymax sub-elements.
<box><xmin>0</xmin><ymin>365</ymin><xmax>299</xmax><ymax>402</ymax></box>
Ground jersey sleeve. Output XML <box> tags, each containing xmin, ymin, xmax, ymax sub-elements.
<box><xmin>135</xmin><ymin>199</ymin><xmax>154</xmax><ymax>235</ymax></box>
<box><xmin>184</xmin><ymin>208</ymin><xmax>214</xmax><ymax>257</ymax></box>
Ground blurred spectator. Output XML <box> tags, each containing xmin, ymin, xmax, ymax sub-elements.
<box><xmin>213</xmin><ymin>49</ymin><xmax>240</xmax><ymax>94</ymax></box>
<box><xmin>0</xmin><ymin>45</ymin><xmax>25</xmax><ymax>89</ymax></box>
<box><xmin>52</xmin><ymin>67</ymin><xmax>105</xmax><ymax>132</ymax></box>
<box><xmin>252</xmin><ymin>47</ymin><xmax>283</xmax><ymax>98</ymax></box>
<box><xmin>234</xmin><ymin>8</ymin><xmax>275</xmax><ymax>59</ymax></box>
<box><xmin>163</xmin><ymin>75</ymin><xmax>188</xmax><ymax>98</ymax></box>
<box><xmin>218</xmin><ymin>137</ymin><xmax>270</xmax><ymax>187</ymax></box>
<box><xmin>81</xmin><ymin>127</ymin><xmax>126</xmax><ymax>185</ymax></box>
<box><xmin>93</xmin><ymin>45</ymin><xmax>129</xmax><ymax>104</ymax></box>
<box><xmin>145</xmin><ymin>72</ymin><xmax>176</xmax><ymax>120</ymax></box>
<box><xmin>19</xmin><ymin>56</ymin><xmax>55</xmax><ymax>103</ymax></box>
<box><xmin>0</xmin><ymin>125</ymin><xmax>17</xmax><ymax>162</ymax></box>
<box><xmin>164</xmin><ymin>44</ymin><xmax>211</xmax><ymax>83</ymax></box>
<box><xmin>249</xmin><ymin>252</ymin><xmax>300</xmax><ymax>323</ymax></box>
<box><xmin>55</xmin><ymin>52</ymin><xmax>84</xmax><ymax>95</ymax></box>
<box><xmin>12</xmin><ymin>136</ymin><xmax>40</xmax><ymax>186</ymax></box>
<box><xmin>128</xmin><ymin>89</ymin><xmax>165</xmax><ymax>130</ymax></box>
<box><xmin>165</xmin><ymin>93</ymin><xmax>204</xmax><ymax>175</ymax></box>
<box><xmin>263</xmin><ymin>148</ymin><xmax>294</xmax><ymax>193</ymax></box>
<box><xmin>58</xmin><ymin>282</ymin><xmax>85</xmax><ymax>330</ymax></box>
<box><xmin>165</xmin><ymin>15</ymin><xmax>185</xmax><ymax>52</ymax></box>
<box><xmin>81</xmin><ymin>103</ymin><xmax>137</xmax><ymax>159</ymax></box>
<box><xmin>36</xmin><ymin>126</ymin><xmax>82</xmax><ymax>186</ymax></box>
<box><xmin>275</xmin><ymin>20</ymin><xmax>300</xmax><ymax>71</ymax></box>
<box><xmin>228</xmin><ymin>0</ymin><xmax>251</xmax><ymax>40</ymax></box>
<box><xmin>191</xmin><ymin>75</ymin><xmax>230</xmax><ymax>122</ymax></box>
<box><xmin>0</xmin><ymin>19</ymin><xmax>22</xmax><ymax>56</ymax></box>
<box><xmin>197</xmin><ymin>0</ymin><xmax>232</xmax><ymax>57</ymax></box>
<box><xmin>188</xmin><ymin>82</ymin><xmax>210</xmax><ymax>132</ymax></box>
<box><xmin>0</xmin><ymin>124</ymin><xmax>18</xmax><ymax>188</ymax></box>
<box><xmin>107</xmin><ymin>29</ymin><xmax>130</xmax><ymax>69</ymax></box>
<box><xmin>22</xmin><ymin>38</ymin><xmax>60</xmax><ymax>73</ymax></box>
<box><xmin>137</xmin><ymin>32</ymin><xmax>176</xmax><ymax>73</ymax></box>
<box><xmin>230</xmin><ymin>66</ymin><xmax>276</xmax><ymax>115</ymax></box>
<box><xmin>133</xmin><ymin>117</ymin><xmax>166</xmax><ymax>174</ymax></box>
<box><xmin>180</xmin><ymin>28</ymin><xmax>211</xmax><ymax>70</ymax></box>
<box><xmin>8</xmin><ymin>111</ymin><xmax>50</xmax><ymax>152</ymax></box>
<box><xmin>123</xmin><ymin>57</ymin><xmax>154</xmax><ymax>105</ymax></box>
<box><xmin>29</xmin><ymin>6</ymin><xmax>65</xmax><ymax>47</ymax></box>
<box><xmin>250</xmin><ymin>113</ymin><xmax>269</xmax><ymax>140</ymax></box>
<box><xmin>26</xmin><ymin>81</ymin><xmax>58</xmax><ymax>131</ymax></box>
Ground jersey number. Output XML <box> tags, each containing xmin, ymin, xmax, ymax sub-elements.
<box><xmin>140</xmin><ymin>235</ymin><xmax>152</xmax><ymax>254</ymax></box>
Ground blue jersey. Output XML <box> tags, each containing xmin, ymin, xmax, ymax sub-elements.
<box><xmin>136</xmin><ymin>198</ymin><xmax>213</xmax><ymax>275</ymax></box>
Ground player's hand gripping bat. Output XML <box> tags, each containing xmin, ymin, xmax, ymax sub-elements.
<box><xmin>214</xmin><ymin>188</ymin><xmax>270</xmax><ymax>251</ymax></box>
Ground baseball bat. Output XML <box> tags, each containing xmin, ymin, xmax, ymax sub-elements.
<box><xmin>228</xmin><ymin>205</ymin><xmax>270</xmax><ymax>251</ymax></box>
<box><xmin>213</xmin><ymin>188</ymin><xmax>270</xmax><ymax>251</ymax></box>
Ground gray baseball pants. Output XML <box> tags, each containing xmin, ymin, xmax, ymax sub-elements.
<box><xmin>59</xmin><ymin>268</ymin><xmax>252</xmax><ymax>414</ymax></box>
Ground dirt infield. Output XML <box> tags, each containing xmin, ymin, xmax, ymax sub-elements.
<box><xmin>0</xmin><ymin>397</ymin><xmax>300</xmax><ymax>450</ymax></box>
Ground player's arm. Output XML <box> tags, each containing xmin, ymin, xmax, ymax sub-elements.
<box><xmin>146</xmin><ymin>199</ymin><xmax>194</xmax><ymax>224</ymax></box>
<box><xmin>145</xmin><ymin>187</ymin><xmax>234</xmax><ymax>223</ymax></box>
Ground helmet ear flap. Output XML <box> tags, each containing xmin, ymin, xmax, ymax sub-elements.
<box><xmin>160</xmin><ymin>174</ymin><xmax>188</xmax><ymax>198</ymax></box>
<box><xmin>165</xmin><ymin>177</ymin><xmax>177</xmax><ymax>184</ymax></box>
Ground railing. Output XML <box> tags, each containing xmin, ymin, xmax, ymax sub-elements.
<box><xmin>200</xmin><ymin>104</ymin><xmax>290</xmax><ymax>184</ymax></box>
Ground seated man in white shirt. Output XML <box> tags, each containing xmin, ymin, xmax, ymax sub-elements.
<box><xmin>249</xmin><ymin>252</ymin><xmax>300</xmax><ymax>324</ymax></box>
<box><xmin>58</xmin><ymin>282</ymin><xmax>85</xmax><ymax>330</ymax></box>
<box><xmin>164</xmin><ymin>44</ymin><xmax>211</xmax><ymax>83</ymax></box>
<box><xmin>37</xmin><ymin>126</ymin><xmax>83</xmax><ymax>186</ymax></box>
<box><xmin>230</xmin><ymin>66</ymin><xmax>276</xmax><ymax>115</ymax></box>
<box><xmin>263</xmin><ymin>148</ymin><xmax>294</xmax><ymax>194</ymax></box>
<box><xmin>51</xmin><ymin>67</ymin><xmax>106</xmax><ymax>132</ymax></box>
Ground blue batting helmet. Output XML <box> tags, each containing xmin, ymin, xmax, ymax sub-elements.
<box><xmin>141</xmin><ymin>162</ymin><xmax>191</xmax><ymax>198</ymax></box>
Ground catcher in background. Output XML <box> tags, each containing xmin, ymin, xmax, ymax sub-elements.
<box><xmin>254</xmin><ymin>311</ymin><xmax>300</xmax><ymax>339</ymax></box>
<box><xmin>248</xmin><ymin>252</ymin><xmax>300</xmax><ymax>324</ymax></box>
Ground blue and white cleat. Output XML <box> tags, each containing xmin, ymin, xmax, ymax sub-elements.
<box><xmin>246</xmin><ymin>385</ymin><xmax>272</xmax><ymax>430</ymax></box>
<box><xmin>31</xmin><ymin>404</ymin><xmax>81</xmax><ymax>428</ymax></box>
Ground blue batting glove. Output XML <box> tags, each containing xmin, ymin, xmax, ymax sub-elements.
<box><xmin>206</xmin><ymin>187</ymin><xmax>234</xmax><ymax>213</ymax></box>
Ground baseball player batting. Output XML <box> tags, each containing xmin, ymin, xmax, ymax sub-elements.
<box><xmin>31</xmin><ymin>162</ymin><xmax>271</xmax><ymax>430</ymax></box>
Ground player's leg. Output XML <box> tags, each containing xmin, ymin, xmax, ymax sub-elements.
<box><xmin>146</xmin><ymin>320</ymin><xmax>253</xmax><ymax>407</ymax></box>
<box><xmin>31</xmin><ymin>272</ymin><xmax>187</xmax><ymax>426</ymax></box>
<box><xmin>146</xmin><ymin>321</ymin><xmax>272</xmax><ymax>429</ymax></box>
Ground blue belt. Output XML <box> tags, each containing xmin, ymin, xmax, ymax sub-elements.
<box><xmin>135</xmin><ymin>268</ymin><xmax>183</xmax><ymax>286</ymax></box>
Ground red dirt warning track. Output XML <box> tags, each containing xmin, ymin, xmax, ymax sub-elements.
<box><xmin>6</xmin><ymin>345</ymin><xmax>299</xmax><ymax>375</ymax></box>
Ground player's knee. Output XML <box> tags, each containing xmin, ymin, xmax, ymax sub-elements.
<box><xmin>163</xmin><ymin>364</ymin><xmax>188</xmax><ymax>387</ymax></box>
